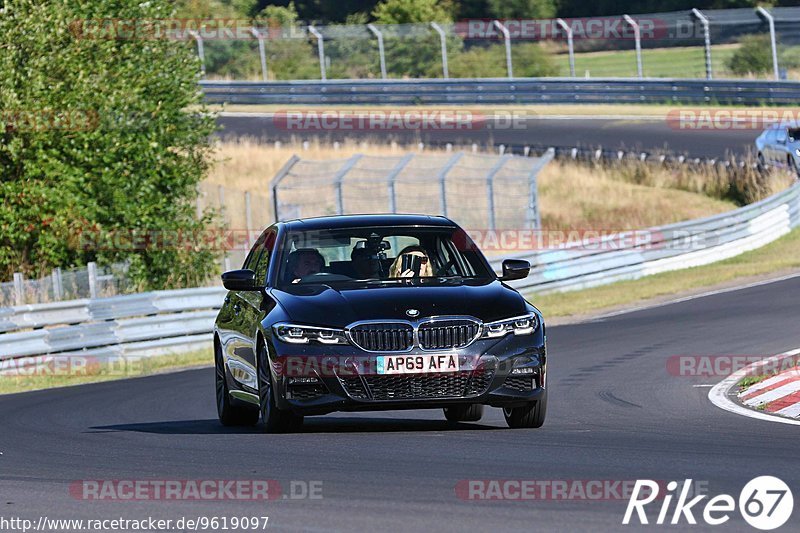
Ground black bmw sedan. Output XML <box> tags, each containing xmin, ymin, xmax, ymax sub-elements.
<box><xmin>214</xmin><ymin>214</ymin><xmax>546</xmax><ymax>432</ymax></box>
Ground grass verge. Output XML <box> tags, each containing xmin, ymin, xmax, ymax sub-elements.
<box><xmin>0</xmin><ymin>349</ymin><xmax>212</xmax><ymax>396</ymax></box>
<box><xmin>529</xmin><ymin>227</ymin><xmax>800</xmax><ymax>319</ymax></box>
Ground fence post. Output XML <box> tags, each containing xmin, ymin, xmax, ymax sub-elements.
<box><xmin>691</xmin><ymin>9</ymin><xmax>713</xmax><ymax>80</ymax></box>
<box><xmin>308</xmin><ymin>25</ymin><xmax>327</xmax><ymax>81</ymax></box>
<box><xmin>269</xmin><ymin>155</ymin><xmax>301</xmax><ymax>222</ymax></box>
<box><xmin>436</xmin><ymin>152</ymin><xmax>463</xmax><ymax>218</ymax></box>
<box><xmin>53</xmin><ymin>268</ymin><xmax>63</xmax><ymax>301</ymax></box>
<box><xmin>756</xmin><ymin>7</ymin><xmax>780</xmax><ymax>80</ymax></box>
<box><xmin>527</xmin><ymin>148</ymin><xmax>554</xmax><ymax>230</ymax></box>
<box><xmin>188</xmin><ymin>30</ymin><xmax>205</xmax><ymax>77</ymax></box>
<box><xmin>245</xmin><ymin>190</ymin><xmax>254</xmax><ymax>248</ymax></box>
<box><xmin>367</xmin><ymin>24</ymin><xmax>387</xmax><ymax>79</ymax></box>
<box><xmin>485</xmin><ymin>156</ymin><xmax>510</xmax><ymax>231</ymax></box>
<box><xmin>622</xmin><ymin>15</ymin><xmax>643</xmax><ymax>78</ymax></box>
<box><xmin>492</xmin><ymin>21</ymin><xmax>513</xmax><ymax>79</ymax></box>
<box><xmin>556</xmin><ymin>19</ymin><xmax>575</xmax><ymax>77</ymax></box>
<box><xmin>386</xmin><ymin>154</ymin><xmax>414</xmax><ymax>214</ymax></box>
<box><xmin>13</xmin><ymin>272</ymin><xmax>24</xmax><ymax>306</ymax></box>
<box><xmin>333</xmin><ymin>155</ymin><xmax>363</xmax><ymax>216</ymax></box>
<box><xmin>430</xmin><ymin>22</ymin><xmax>449</xmax><ymax>79</ymax></box>
<box><xmin>87</xmin><ymin>262</ymin><xmax>98</xmax><ymax>299</ymax></box>
<box><xmin>250</xmin><ymin>28</ymin><xmax>269</xmax><ymax>81</ymax></box>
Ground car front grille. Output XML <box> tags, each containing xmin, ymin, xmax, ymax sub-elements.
<box><xmin>503</xmin><ymin>375</ymin><xmax>535</xmax><ymax>392</ymax></box>
<box><xmin>348</xmin><ymin>318</ymin><xmax>482</xmax><ymax>352</ymax></box>
<box><xmin>349</xmin><ymin>323</ymin><xmax>414</xmax><ymax>352</ymax></box>
<box><xmin>340</xmin><ymin>369</ymin><xmax>495</xmax><ymax>401</ymax></box>
<box><xmin>418</xmin><ymin>319</ymin><xmax>481</xmax><ymax>350</ymax></box>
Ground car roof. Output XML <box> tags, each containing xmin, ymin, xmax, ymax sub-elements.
<box><xmin>281</xmin><ymin>214</ymin><xmax>457</xmax><ymax>231</ymax></box>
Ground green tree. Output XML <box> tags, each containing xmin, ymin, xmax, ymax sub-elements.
<box><xmin>487</xmin><ymin>0</ymin><xmax>556</xmax><ymax>19</ymax></box>
<box><xmin>372</xmin><ymin>0</ymin><xmax>453</xmax><ymax>24</ymax></box>
<box><xmin>0</xmin><ymin>0</ymin><xmax>219</xmax><ymax>288</ymax></box>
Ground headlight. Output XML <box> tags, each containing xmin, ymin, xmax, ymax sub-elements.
<box><xmin>273</xmin><ymin>323</ymin><xmax>349</xmax><ymax>345</ymax></box>
<box><xmin>482</xmin><ymin>313</ymin><xmax>539</xmax><ymax>338</ymax></box>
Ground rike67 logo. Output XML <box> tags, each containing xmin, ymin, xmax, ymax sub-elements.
<box><xmin>624</xmin><ymin>477</ymin><xmax>793</xmax><ymax>530</ymax></box>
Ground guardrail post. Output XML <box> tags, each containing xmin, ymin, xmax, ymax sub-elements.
<box><xmin>756</xmin><ymin>7</ymin><xmax>780</xmax><ymax>80</ymax></box>
<box><xmin>308</xmin><ymin>25</ymin><xmax>327</xmax><ymax>81</ymax></box>
<box><xmin>526</xmin><ymin>148</ymin><xmax>554</xmax><ymax>229</ymax></box>
<box><xmin>52</xmin><ymin>268</ymin><xmax>63</xmax><ymax>301</ymax></box>
<box><xmin>691</xmin><ymin>9</ymin><xmax>713</xmax><ymax>80</ymax></box>
<box><xmin>622</xmin><ymin>15</ymin><xmax>643</xmax><ymax>78</ymax></box>
<box><xmin>13</xmin><ymin>272</ymin><xmax>24</xmax><ymax>306</ymax></box>
<box><xmin>367</xmin><ymin>24</ymin><xmax>387</xmax><ymax>79</ymax></box>
<box><xmin>87</xmin><ymin>262</ymin><xmax>98</xmax><ymax>299</ymax></box>
<box><xmin>555</xmin><ymin>19</ymin><xmax>575</xmax><ymax>77</ymax></box>
<box><xmin>492</xmin><ymin>20</ymin><xmax>513</xmax><ymax>79</ymax></box>
<box><xmin>386</xmin><ymin>154</ymin><xmax>413</xmax><ymax>214</ymax></box>
<box><xmin>250</xmin><ymin>28</ymin><xmax>269</xmax><ymax>81</ymax></box>
<box><xmin>485</xmin><ymin>156</ymin><xmax>510</xmax><ymax>231</ymax></box>
<box><xmin>188</xmin><ymin>30</ymin><xmax>205</xmax><ymax>78</ymax></box>
<box><xmin>436</xmin><ymin>152</ymin><xmax>463</xmax><ymax>217</ymax></box>
<box><xmin>430</xmin><ymin>22</ymin><xmax>449</xmax><ymax>79</ymax></box>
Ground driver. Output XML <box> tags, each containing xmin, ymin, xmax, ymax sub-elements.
<box><xmin>287</xmin><ymin>249</ymin><xmax>325</xmax><ymax>283</ymax></box>
<box><xmin>351</xmin><ymin>246</ymin><xmax>382</xmax><ymax>279</ymax></box>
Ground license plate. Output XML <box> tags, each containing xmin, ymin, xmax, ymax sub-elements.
<box><xmin>376</xmin><ymin>354</ymin><xmax>459</xmax><ymax>375</ymax></box>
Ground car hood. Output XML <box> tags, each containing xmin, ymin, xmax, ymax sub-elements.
<box><xmin>270</xmin><ymin>279</ymin><xmax>528</xmax><ymax>327</ymax></box>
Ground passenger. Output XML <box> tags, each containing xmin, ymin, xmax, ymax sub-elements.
<box><xmin>286</xmin><ymin>249</ymin><xmax>324</xmax><ymax>283</ymax></box>
<box><xmin>389</xmin><ymin>246</ymin><xmax>433</xmax><ymax>278</ymax></box>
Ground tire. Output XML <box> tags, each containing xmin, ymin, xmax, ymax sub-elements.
<box><xmin>503</xmin><ymin>391</ymin><xmax>547</xmax><ymax>429</ymax></box>
<box><xmin>257</xmin><ymin>342</ymin><xmax>304</xmax><ymax>433</ymax></box>
<box><xmin>757</xmin><ymin>152</ymin><xmax>767</xmax><ymax>172</ymax></box>
<box><xmin>215</xmin><ymin>342</ymin><xmax>259</xmax><ymax>427</ymax></box>
<box><xmin>443</xmin><ymin>404</ymin><xmax>484</xmax><ymax>422</ymax></box>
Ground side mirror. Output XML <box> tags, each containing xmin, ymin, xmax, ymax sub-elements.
<box><xmin>221</xmin><ymin>269</ymin><xmax>263</xmax><ymax>291</ymax></box>
<box><xmin>499</xmin><ymin>259</ymin><xmax>530</xmax><ymax>281</ymax></box>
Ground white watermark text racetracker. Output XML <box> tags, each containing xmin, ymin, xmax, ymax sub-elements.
<box><xmin>623</xmin><ymin>477</ymin><xmax>793</xmax><ymax>530</ymax></box>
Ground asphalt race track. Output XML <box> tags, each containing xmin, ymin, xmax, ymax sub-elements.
<box><xmin>217</xmin><ymin>114</ymin><xmax>759</xmax><ymax>159</ymax></box>
<box><xmin>2</xmin><ymin>275</ymin><xmax>799</xmax><ymax>531</ymax></box>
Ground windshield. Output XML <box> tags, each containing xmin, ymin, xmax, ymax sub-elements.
<box><xmin>276</xmin><ymin>225</ymin><xmax>492</xmax><ymax>288</ymax></box>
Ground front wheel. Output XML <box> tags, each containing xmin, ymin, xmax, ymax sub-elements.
<box><xmin>216</xmin><ymin>344</ymin><xmax>259</xmax><ymax>426</ymax></box>
<box><xmin>257</xmin><ymin>343</ymin><xmax>304</xmax><ymax>433</ymax></box>
<box><xmin>503</xmin><ymin>391</ymin><xmax>547</xmax><ymax>429</ymax></box>
<box><xmin>443</xmin><ymin>404</ymin><xmax>484</xmax><ymax>422</ymax></box>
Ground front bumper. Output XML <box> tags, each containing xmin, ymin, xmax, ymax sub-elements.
<box><xmin>268</xmin><ymin>330</ymin><xmax>546</xmax><ymax>416</ymax></box>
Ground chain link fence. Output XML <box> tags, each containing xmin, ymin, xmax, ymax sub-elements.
<box><xmin>0</xmin><ymin>263</ymin><xmax>135</xmax><ymax>307</ymax></box>
<box><xmin>191</xmin><ymin>7</ymin><xmax>800</xmax><ymax>82</ymax></box>
<box><xmin>271</xmin><ymin>150</ymin><xmax>554</xmax><ymax>237</ymax></box>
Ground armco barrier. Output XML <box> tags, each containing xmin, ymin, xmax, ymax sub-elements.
<box><xmin>492</xmin><ymin>180</ymin><xmax>800</xmax><ymax>293</ymax></box>
<box><xmin>0</xmin><ymin>181</ymin><xmax>798</xmax><ymax>362</ymax></box>
<box><xmin>201</xmin><ymin>78</ymin><xmax>800</xmax><ymax>106</ymax></box>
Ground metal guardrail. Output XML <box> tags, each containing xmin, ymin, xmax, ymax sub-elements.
<box><xmin>201</xmin><ymin>78</ymin><xmax>800</xmax><ymax>106</ymax></box>
<box><xmin>492</xmin><ymin>180</ymin><xmax>800</xmax><ymax>293</ymax></box>
<box><xmin>0</xmin><ymin>287</ymin><xmax>226</xmax><ymax>364</ymax></box>
<box><xmin>1</xmin><ymin>181</ymin><xmax>798</xmax><ymax>362</ymax></box>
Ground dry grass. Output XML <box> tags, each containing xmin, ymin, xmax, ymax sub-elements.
<box><xmin>204</xmin><ymin>138</ymin><xmax>746</xmax><ymax>231</ymax></box>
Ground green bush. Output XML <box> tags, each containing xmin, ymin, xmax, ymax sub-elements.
<box><xmin>448</xmin><ymin>42</ymin><xmax>561</xmax><ymax>78</ymax></box>
<box><xmin>727</xmin><ymin>34</ymin><xmax>774</xmax><ymax>76</ymax></box>
<box><xmin>0</xmin><ymin>0</ymin><xmax>219</xmax><ymax>289</ymax></box>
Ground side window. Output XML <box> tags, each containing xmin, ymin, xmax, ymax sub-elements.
<box><xmin>777</xmin><ymin>128</ymin><xmax>788</xmax><ymax>144</ymax></box>
<box><xmin>242</xmin><ymin>233</ymin><xmax>266</xmax><ymax>270</ymax></box>
<box><xmin>254</xmin><ymin>231</ymin><xmax>276</xmax><ymax>285</ymax></box>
